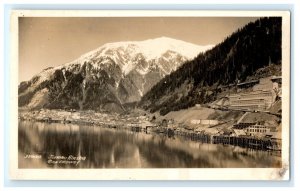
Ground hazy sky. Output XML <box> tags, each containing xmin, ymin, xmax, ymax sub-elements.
<box><xmin>19</xmin><ymin>17</ymin><xmax>259</xmax><ymax>82</ymax></box>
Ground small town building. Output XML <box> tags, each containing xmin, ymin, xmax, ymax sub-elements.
<box><xmin>190</xmin><ymin>119</ymin><xmax>219</xmax><ymax>126</ymax></box>
<box><xmin>71</xmin><ymin>113</ymin><xmax>80</xmax><ymax>120</ymax></box>
<box><xmin>245</xmin><ymin>124</ymin><xmax>271</xmax><ymax>136</ymax></box>
<box><xmin>233</xmin><ymin>122</ymin><xmax>256</xmax><ymax>129</ymax></box>
<box><xmin>140</xmin><ymin>121</ymin><xmax>156</xmax><ymax>129</ymax></box>
<box><xmin>233</xmin><ymin>129</ymin><xmax>247</xmax><ymax>137</ymax></box>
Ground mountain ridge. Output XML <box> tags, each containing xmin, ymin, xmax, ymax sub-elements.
<box><xmin>19</xmin><ymin>37</ymin><xmax>213</xmax><ymax>112</ymax></box>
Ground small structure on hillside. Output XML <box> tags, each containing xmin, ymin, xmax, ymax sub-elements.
<box><xmin>227</xmin><ymin>90</ymin><xmax>275</xmax><ymax>111</ymax></box>
<box><xmin>237</xmin><ymin>80</ymin><xmax>259</xmax><ymax>89</ymax></box>
<box><xmin>195</xmin><ymin>104</ymin><xmax>201</xmax><ymax>108</ymax></box>
<box><xmin>190</xmin><ymin>119</ymin><xmax>219</xmax><ymax>126</ymax></box>
<box><xmin>271</xmin><ymin>76</ymin><xmax>282</xmax><ymax>85</ymax></box>
<box><xmin>225</xmin><ymin>77</ymin><xmax>281</xmax><ymax>112</ymax></box>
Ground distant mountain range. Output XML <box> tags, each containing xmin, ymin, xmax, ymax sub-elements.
<box><xmin>19</xmin><ymin>37</ymin><xmax>213</xmax><ymax>112</ymax></box>
<box><xmin>139</xmin><ymin>17</ymin><xmax>282</xmax><ymax>115</ymax></box>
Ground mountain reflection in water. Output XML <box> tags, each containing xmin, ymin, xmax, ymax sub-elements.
<box><xmin>18</xmin><ymin>120</ymin><xmax>281</xmax><ymax>168</ymax></box>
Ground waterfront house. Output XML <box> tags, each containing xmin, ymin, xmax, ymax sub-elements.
<box><xmin>233</xmin><ymin>122</ymin><xmax>256</xmax><ymax>129</ymax></box>
<box><xmin>245</xmin><ymin>124</ymin><xmax>271</xmax><ymax>136</ymax></box>
<box><xmin>141</xmin><ymin>121</ymin><xmax>156</xmax><ymax>129</ymax></box>
<box><xmin>232</xmin><ymin>129</ymin><xmax>247</xmax><ymax>137</ymax></box>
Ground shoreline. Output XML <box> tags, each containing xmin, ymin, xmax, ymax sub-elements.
<box><xmin>19</xmin><ymin>108</ymin><xmax>282</xmax><ymax>152</ymax></box>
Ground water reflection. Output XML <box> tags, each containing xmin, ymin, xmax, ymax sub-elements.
<box><xmin>18</xmin><ymin>120</ymin><xmax>281</xmax><ymax>168</ymax></box>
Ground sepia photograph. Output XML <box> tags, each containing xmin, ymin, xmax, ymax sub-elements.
<box><xmin>10</xmin><ymin>10</ymin><xmax>290</xmax><ymax>180</ymax></box>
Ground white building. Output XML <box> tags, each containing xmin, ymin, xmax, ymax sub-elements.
<box><xmin>245</xmin><ymin>124</ymin><xmax>271</xmax><ymax>136</ymax></box>
<box><xmin>190</xmin><ymin>119</ymin><xmax>219</xmax><ymax>126</ymax></box>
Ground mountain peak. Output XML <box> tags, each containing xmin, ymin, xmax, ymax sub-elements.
<box><xmin>102</xmin><ymin>36</ymin><xmax>212</xmax><ymax>60</ymax></box>
<box><xmin>19</xmin><ymin>36</ymin><xmax>214</xmax><ymax>111</ymax></box>
<box><xmin>147</xmin><ymin>36</ymin><xmax>182</xmax><ymax>42</ymax></box>
<box><xmin>148</xmin><ymin>36</ymin><xmax>194</xmax><ymax>44</ymax></box>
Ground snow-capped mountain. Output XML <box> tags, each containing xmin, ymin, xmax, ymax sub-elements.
<box><xmin>19</xmin><ymin>37</ymin><xmax>213</xmax><ymax>112</ymax></box>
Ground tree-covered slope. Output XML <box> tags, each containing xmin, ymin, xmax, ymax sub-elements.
<box><xmin>139</xmin><ymin>17</ymin><xmax>282</xmax><ymax>115</ymax></box>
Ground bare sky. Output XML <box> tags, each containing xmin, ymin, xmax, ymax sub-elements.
<box><xmin>19</xmin><ymin>17</ymin><xmax>259</xmax><ymax>82</ymax></box>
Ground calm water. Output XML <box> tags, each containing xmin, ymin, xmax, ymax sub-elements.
<box><xmin>18</xmin><ymin>120</ymin><xmax>281</xmax><ymax>168</ymax></box>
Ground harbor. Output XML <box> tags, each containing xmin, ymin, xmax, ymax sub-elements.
<box><xmin>19</xmin><ymin>106</ymin><xmax>282</xmax><ymax>152</ymax></box>
<box><xmin>18</xmin><ymin>120</ymin><xmax>282</xmax><ymax>168</ymax></box>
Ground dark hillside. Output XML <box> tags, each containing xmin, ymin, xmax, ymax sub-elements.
<box><xmin>139</xmin><ymin>17</ymin><xmax>282</xmax><ymax>115</ymax></box>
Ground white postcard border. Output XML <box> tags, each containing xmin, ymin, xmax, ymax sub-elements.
<box><xmin>9</xmin><ymin>10</ymin><xmax>291</xmax><ymax>180</ymax></box>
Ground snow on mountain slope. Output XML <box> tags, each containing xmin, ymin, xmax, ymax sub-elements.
<box><xmin>29</xmin><ymin>37</ymin><xmax>212</xmax><ymax>85</ymax></box>
<box><xmin>95</xmin><ymin>36</ymin><xmax>210</xmax><ymax>60</ymax></box>
<box><xmin>69</xmin><ymin>36</ymin><xmax>213</xmax><ymax>75</ymax></box>
<box><xmin>19</xmin><ymin>37</ymin><xmax>213</xmax><ymax>111</ymax></box>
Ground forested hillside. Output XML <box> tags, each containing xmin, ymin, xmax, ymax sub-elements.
<box><xmin>139</xmin><ymin>17</ymin><xmax>282</xmax><ymax>115</ymax></box>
